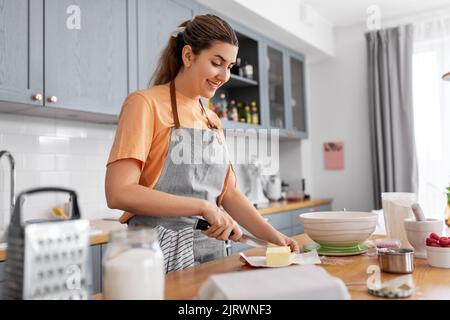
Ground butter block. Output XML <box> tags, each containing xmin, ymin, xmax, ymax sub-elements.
<box><xmin>266</xmin><ymin>246</ymin><xmax>292</xmax><ymax>266</ymax></box>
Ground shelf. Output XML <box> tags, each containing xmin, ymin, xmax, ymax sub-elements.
<box><xmin>221</xmin><ymin>119</ymin><xmax>262</xmax><ymax>130</ymax></box>
<box><xmin>224</xmin><ymin>74</ymin><xmax>258</xmax><ymax>89</ymax></box>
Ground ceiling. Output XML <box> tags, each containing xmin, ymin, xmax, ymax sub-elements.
<box><xmin>302</xmin><ymin>0</ymin><xmax>450</xmax><ymax>26</ymax></box>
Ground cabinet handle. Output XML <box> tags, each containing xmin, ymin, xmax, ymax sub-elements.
<box><xmin>32</xmin><ymin>93</ymin><xmax>43</xmax><ymax>101</ymax></box>
<box><xmin>47</xmin><ymin>96</ymin><xmax>58</xmax><ymax>103</ymax></box>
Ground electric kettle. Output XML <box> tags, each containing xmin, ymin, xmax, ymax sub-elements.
<box><xmin>265</xmin><ymin>175</ymin><xmax>282</xmax><ymax>201</ymax></box>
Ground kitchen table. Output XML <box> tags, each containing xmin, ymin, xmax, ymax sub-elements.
<box><xmin>161</xmin><ymin>233</ymin><xmax>450</xmax><ymax>300</ymax></box>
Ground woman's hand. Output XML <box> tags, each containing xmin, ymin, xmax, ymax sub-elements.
<box><xmin>283</xmin><ymin>236</ymin><xmax>300</xmax><ymax>253</ymax></box>
<box><xmin>272</xmin><ymin>233</ymin><xmax>300</xmax><ymax>253</ymax></box>
<box><xmin>199</xmin><ymin>201</ymin><xmax>243</xmax><ymax>242</ymax></box>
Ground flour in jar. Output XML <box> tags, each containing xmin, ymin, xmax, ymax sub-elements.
<box><xmin>103</xmin><ymin>247</ymin><xmax>164</xmax><ymax>300</ymax></box>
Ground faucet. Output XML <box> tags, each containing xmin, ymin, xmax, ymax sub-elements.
<box><xmin>0</xmin><ymin>150</ymin><xmax>16</xmax><ymax>218</ymax></box>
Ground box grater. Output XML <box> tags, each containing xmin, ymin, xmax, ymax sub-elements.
<box><xmin>3</xmin><ymin>187</ymin><xmax>92</xmax><ymax>300</ymax></box>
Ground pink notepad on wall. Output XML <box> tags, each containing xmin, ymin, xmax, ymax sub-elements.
<box><xmin>324</xmin><ymin>142</ymin><xmax>344</xmax><ymax>170</ymax></box>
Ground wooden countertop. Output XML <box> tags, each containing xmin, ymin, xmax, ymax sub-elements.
<box><xmin>258</xmin><ymin>198</ymin><xmax>332</xmax><ymax>215</ymax></box>
<box><xmin>162</xmin><ymin>233</ymin><xmax>450</xmax><ymax>300</ymax></box>
<box><xmin>0</xmin><ymin>199</ymin><xmax>331</xmax><ymax>262</ymax></box>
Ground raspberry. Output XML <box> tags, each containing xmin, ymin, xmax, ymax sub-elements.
<box><xmin>430</xmin><ymin>233</ymin><xmax>440</xmax><ymax>240</ymax></box>
<box><xmin>439</xmin><ymin>237</ymin><xmax>450</xmax><ymax>247</ymax></box>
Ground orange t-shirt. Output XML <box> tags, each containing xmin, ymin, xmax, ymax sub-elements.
<box><xmin>107</xmin><ymin>83</ymin><xmax>234</xmax><ymax>223</ymax></box>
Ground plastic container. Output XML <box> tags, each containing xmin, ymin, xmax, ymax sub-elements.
<box><xmin>426</xmin><ymin>246</ymin><xmax>450</xmax><ymax>269</ymax></box>
<box><xmin>374</xmin><ymin>238</ymin><xmax>401</xmax><ymax>249</ymax></box>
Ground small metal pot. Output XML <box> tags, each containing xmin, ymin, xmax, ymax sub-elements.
<box><xmin>378</xmin><ymin>248</ymin><xmax>415</xmax><ymax>274</ymax></box>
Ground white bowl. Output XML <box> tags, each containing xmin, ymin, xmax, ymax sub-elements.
<box><xmin>404</xmin><ymin>219</ymin><xmax>444</xmax><ymax>259</ymax></box>
<box><xmin>299</xmin><ymin>211</ymin><xmax>378</xmax><ymax>247</ymax></box>
<box><xmin>426</xmin><ymin>246</ymin><xmax>450</xmax><ymax>268</ymax></box>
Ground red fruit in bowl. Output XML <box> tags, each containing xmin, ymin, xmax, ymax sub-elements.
<box><xmin>439</xmin><ymin>237</ymin><xmax>450</xmax><ymax>247</ymax></box>
<box><xmin>430</xmin><ymin>243</ymin><xmax>440</xmax><ymax>247</ymax></box>
<box><xmin>430</xmin><ymin>233</ymin><xmax>440</xmax><ymax>240</ymax></box>
<box><xmin>426</xmin><ymin>238</ymin><xmax>438</xmax><ymax>245</ymax></box>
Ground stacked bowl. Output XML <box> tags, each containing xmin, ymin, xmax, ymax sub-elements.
<box><xmin>299</xmin><ymin>211</ymin><xmax>378</xmax><ymax>251</ymax></box>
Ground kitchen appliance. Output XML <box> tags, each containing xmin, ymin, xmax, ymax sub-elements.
<box><xmin>299</xmin><ymin>211</ymin><xmax>378</xmax><ymax>256</ymax></box>
<box><xmin>3</xmin><ymin>187</ymin><xmax>91</xmax><ymax>300</ymax></box>
<box><xmin>264</xmin><ymin>175</ymin><xmax>282</xmax><ymax>201</ymax></box>
<box><xmin>378</xmin><ymin>248</ymin><xmax>415</xmax><ymax>274</ymax></box>
<box><xmin>234</xmin><ymin>159</ymin><xmax>269</xmax><ymax>208</ymax></box>
<box><xmin>195</xmin><ymin>218</ymin><xmax>269</xmax><ymax>248</ymax></box>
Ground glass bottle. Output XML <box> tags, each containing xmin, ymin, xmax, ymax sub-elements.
<box><xmin>237</xmin><ymin>102</ymin><xmax>246</xmax><ymax>123</ymax></box>
<box><xmin>243</xmin><ymin>61</ymin><xmax>254</xmax><ymax>80</ymax></box>
<box><xmin>228</xmin><ymin>100</ymin><xmax>237</xmax><ymax>121</ymax></box>
<box><xmin>251</xmin><ymin>101</ymin><xmax>259</xmax><ymax>125</ymax></box>
<box><xmin>216</xmin><ymin>92</ymin><xmax>228</xmax><ymax>119</ymax></box>
<box><xmin>244</xmin><ymin>103</ymin><xmax>252</xmax><ymax>124</ymax></box>
<box><xmin>233</xmin><ymin>57</ymin><xmax>244</xmax><ymax>77</ymax></box>
<box><xmin>102</xmin><ymin>228</ymin><xmax>164</xmax><ymax>300</ymax></box>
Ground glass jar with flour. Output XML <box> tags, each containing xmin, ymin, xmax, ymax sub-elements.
<box><xmin>102</xmin><ymin>227</ymin><xmax>164</xmax><ymax>300</ymax></box>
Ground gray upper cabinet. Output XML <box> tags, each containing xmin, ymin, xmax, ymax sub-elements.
<box><xmin>288</xmin><ymin>54</ymin><xmax>307</xmax><ymax>136</ymax></box>
<box><xmin>266</xmin><ymin>45</ymin><xmax>286</xmax><ymax>129</ymax></box>
<box><xmin>44</xmin><ymin>0</ymin><xmax>132</xmax><ymax>115</ymax></box>
<box><xmin>0</xmin><ymin>0</ymin><xmax>308</xmax><ymax>131</ymax></box>
<box><xmin>0</xmin><ymin>0</ymin><xmax>43</xmax><ymax>107</ymax></box>
<box><xmin>137</xmin><ymin>0</ymin><xmax>194</xmax><ymax>89</ymax></box>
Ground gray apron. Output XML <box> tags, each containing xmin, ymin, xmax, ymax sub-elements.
<box><xmin>128</xmin><ymin>80</ymin><xmax>230</xmax><ymax>272</ymax></box>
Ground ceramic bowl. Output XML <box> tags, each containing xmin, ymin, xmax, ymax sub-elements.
<box><xmin>299</xmin><ymin>211</ymin><xmax>378</xmax><ymax>247</ymax></box>
<box><xmin>404</xmin><ymin>218</ymin><xmax>444</xmax><ymax>259</ymax></box>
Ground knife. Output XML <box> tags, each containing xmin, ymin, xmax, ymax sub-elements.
<box><xmin>194</xmin><ymin>218</ymin><xmax>268</xmax><ymax>248</ymax></box>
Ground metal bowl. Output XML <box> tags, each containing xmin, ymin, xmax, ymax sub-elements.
<box><xmin>378</xmin><ymin>248</ymin><xmax>415</xmax><ymax>274</ymax></box>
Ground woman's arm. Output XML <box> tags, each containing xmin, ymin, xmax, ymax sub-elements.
<box><xmin>105</xmin><ymin>158</ymin><xmax>242</xmax><ymax>241</ymax></box>
<box><xmin>221</xmin><ymin>170</ymin><xmax>299</xmax><ymax>252</ymax></box>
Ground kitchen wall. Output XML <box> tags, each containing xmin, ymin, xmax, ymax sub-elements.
<box><xmin>306</xmin><ymin>22</ymin><xmax>374</xmax><ymax>212</ymax></box>
<box><xmin>0</xmin><ymin>113</ymin><xmax>120</xmax><ymax>230</ymax></box>
<box><xmin>0</xmin><ymin>111</ymin><xmax>304</xmax><ymax>229</ymax></box>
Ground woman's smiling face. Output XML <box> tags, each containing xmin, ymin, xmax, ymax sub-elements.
<box><xmin>184</xmin><ymin>41</ymin><xmax>238</xmax><ymax>99</ymax></box>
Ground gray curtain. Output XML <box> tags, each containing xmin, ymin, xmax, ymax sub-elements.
<box><xmin>365</xmin><ymin>24</ymin><xmax>418</xmax><ymax>209</ymax></box>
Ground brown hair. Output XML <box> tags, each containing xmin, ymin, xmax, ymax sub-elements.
<box><xmin>150</xmin><ymin>14</ymin><xmax>239</xmax><ymax>87</ymax></box>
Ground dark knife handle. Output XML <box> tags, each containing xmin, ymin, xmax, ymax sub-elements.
<box><xmin>195</xmin><ymin>218</ymin><xmax>235</xmax><ymax>236</ymax></box>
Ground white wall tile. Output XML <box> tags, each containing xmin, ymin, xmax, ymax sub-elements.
<box><xmin>22</xmin><ymin>154</ymin><xmax>55</xmax><ymax>171</ymax></box>
<box><xmin>2</xmin><ymin>134</ymin><xmax>39</xmax><ymax>153</ymax></box>
<box><xmin>38</xmin><ymin>136</ymin><xmax>70</xmax><ymax>154</ymax></box>
<box><xmin>55</xmin><ymin>154</ymin><xmax>86</xmax><ymax>171</ymax></box>
<box><xmin>39</xmin><ymin>172</ymin><xmax>71</xmax><ymax>187</ymax></box>
<box><xmin>16</xmin><ymin>171</ymin><xmax>40</xmax><ymax>190</ymax></box>
<box><xmin>55</xmin><ymin>120</ymin><xmax>88</xmax><ymax>138</ymax></box>
<box><xmin>22</xmin><ymin>116</ymin><xmax>56</xmax><ymax>136</ymax></box>
<box><xmin>0</xmin><ymin>114</ymin><xmax>25</xmax><ymax>134</ymax></box>
<box><xmin>0</xmin><ymin>115</ymin><xmax>119</xmax><ymax>223</ymax></box>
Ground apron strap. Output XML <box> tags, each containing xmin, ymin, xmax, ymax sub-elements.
<box><xmin>170</xmin><ymin>80</ymin><xmax>181</xmax><ymax>129</ymax></box>
<box><xmin>199</xmin><ymin>100</ymin><xmax>219</xmax><ymax>130</ymax></box>
<box><xmin>170</xmin><ymin>80</ymin><xmax>219</xmax><ymax>130</ymax></box>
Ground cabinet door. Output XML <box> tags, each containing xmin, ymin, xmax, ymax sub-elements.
<box><xmin>0</xmin><ymin>0</ymin><xmax>43</xmax><ymax>106</ymax></box>
<box><xmin>289</xmin><ymin>55</ymin><xmax>306</xmax><ymax>133</ymax></box>
<box><xmin>44</xmin><ymin>0</ymin><xmax>131</xmax><ymax>115</ymax></box>
<box><xmin>266</xmin><ymin>46</ymin><xmax>285</xmax><ymax>129</ymax></box>
<box><xmin>90</xmin><ymin>245</ymin><xmax>102</xmax><ymax>294</ymax></box>
<box><xmin>137</xmin><ymin>0</ymin><xmax>193</xmax><ymax>89</ymax></box>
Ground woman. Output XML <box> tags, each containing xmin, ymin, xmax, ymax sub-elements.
<box><xmin>105</xmin><ymin>14</ymin><xmax>299</xmax><ymax>272</ymax></box>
